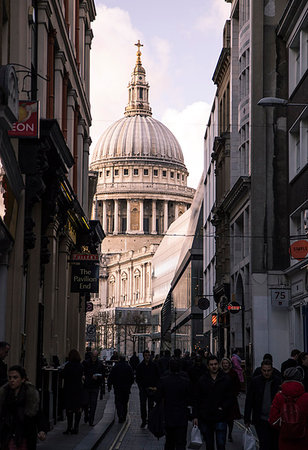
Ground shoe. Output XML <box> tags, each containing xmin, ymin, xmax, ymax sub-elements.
<box><xmin>140</xmin><ymin>421</ymin><xmax>146</xmax><ymax>428</ymax></box>
<box><xmin>63</xmin><ymin>429</ymin><xmax>71</xmax><ymax>435</ymax></box>
<box><xmin>228</xmin><ymin>436</ymin><xmax>233</xmax><ymax>442</ymax></box>
<box><xmin>71</xmin><ymin>429</ymin><xmax>79</xmax><ymax>434</ymax></box>
<box><xmin>89</xmin><ymin>422</ymin><xmax>94</xmax><ymax>427</ymax></box>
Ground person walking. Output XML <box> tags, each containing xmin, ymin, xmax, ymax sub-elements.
<box><xmin>158</xmin><ymin>350</ymin><xmax>171</xmax><ymax>376</ymax></box>
<box><xmin>280</xmin><ymin>349</ymin><xmax>301</xmax><ymax>375</ymax></box>
<box><xmin>253</xmin><ymin>353</ymin><xmax>281</xmax><ymax>378</ymax></box>
<box><xmin>244</xmin><ymin>359</ymin><xmax>281</xmax><ymax>450</ymax></box>
<box><xmin>188</xmin><ymin>354</ymin><xmax>207</xmax><ymax>384</ymax></box>
<box><xmin>0</xmin><ymin>365</ymin><xmax>47</xmax><ymax>449</ymax></box>
<box><xmin>221</xmin><ymin>357</ymin><xmax>241</xmax><ymax>442</ymax></box>
<box><xmin>136</xmin><ymin>349</ymin><xmax>160</xmax><ymax>428</ymax></box>
<box><xmin>107</xmin><ymin>355</ymin><xmax>134</xmax><ymax>423</ymax></box>
<box><xmin>129</xmin><ymin>352</ymin><xmax>140</xmax><ymax>376</ymax></box>
<box><xmin>0</xmin><ymin>341</ymin><xmax>10</xmax><ymax>387</ymax></box>
<box><xmin>297</xmin><ymin>352</ymin><xmax>308</xmax><ymax>391</ymax></box>
<box><xmin>193</xmin><ymin>355</ymin><xmax>233</xmax><ymax>450</ymax></box>
<box><xmin>159</xmin><ymin>359</ymin><xmax>191</xmax><ymax>450</ymax></box>
<box><xmin>231</xmin><ymin>348</ymin><xmax>244</xmax><ymax>384</ymax></box>
<box><xmin>82</xmin><ymin>349</ymin><xmax>105</xmax><ymax>426</ymax></box>
<box><xmin>62</xmin><ymin>349</ymin><xmax>84</xmax><ymax>434</ymax></box>
<box><xmin>269</xmin><ymin>367</ymin><xmax>308</xmax><ymax>450</ymax></box>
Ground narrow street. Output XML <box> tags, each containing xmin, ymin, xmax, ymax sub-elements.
<box><xmin>98</xmin><ymin>383</ymin><xmax>251</xmax><ymax>449</ymax></box>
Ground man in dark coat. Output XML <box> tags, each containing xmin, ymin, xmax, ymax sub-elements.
<box><xmin>244</xmin><ymin>359</ymin><xmax>281</xmax><ymax>450</ymax></box>
<box><xmin>280</xmin><ymin>349</ymin><xmax>301</xmax><ymax>375</ymax></box>
<box><xmin>158</xmin><ymin>349</ymin><xmax>171</xmax><ymax>376</ymax></box>
<box><xmin>136</xmin><ymin>349</ymin><xmax>160</xmax><ymax>428</ymax></box>
<box><xmin>82</xmin><ymin>350</ymin><xmax>105</xmax><ymax>426</ymax></box>
<box><xmin>193</xmin><ymin>355</ymin><xmax>233</xmax><ymax>450</ymax></box>
<box><xmin>159</xmin><ymin>359</ymin><xmax>190</xmax><ymax>450</ymax></box>
<box><xmin>108</xmin><ymin>355</ymin><xmax>134</xmax><ymax>423</ymax></box>
<box><xmin>0</xmin><ymin>341</ymin><xmax>10</xmax><ymax>387</ymax></box>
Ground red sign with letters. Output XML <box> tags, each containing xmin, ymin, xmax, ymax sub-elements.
<box><xmin>8</xmin><ymin>101</ymin><xmax>40</xmax><ymax>138</ymax></box>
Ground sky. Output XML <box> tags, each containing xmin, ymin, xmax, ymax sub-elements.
<box><xmin>90</xmin><ymin>0</ymin><xmax>231</xmax><ymax>188</ymax></box>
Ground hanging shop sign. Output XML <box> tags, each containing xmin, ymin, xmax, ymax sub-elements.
<box><xmin>289</xmin><ymin>240</ymin><xmax>308</xmax><ymax>261</ymax></box>
<box><xmin>86</xmin><ymin>302</ymin><xmax>94</xmax><ymax>312</ymax></box>
<box><xmin>71</xmin><ymin>263</ymin><xmax>99</xmax><ymax>293</ymax></box>
<box><xmin>198</xmin><ymin>297</ymin><xmax>210</xmax><ymax>310</ymax></box>
<box><xmin>8</xmin><ymin>100</ymin><xmax>40</xmax><ymax>138</ymax></box>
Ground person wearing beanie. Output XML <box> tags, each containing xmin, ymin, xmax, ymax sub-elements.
<box><xmin>269</xmin><ymin>367</ymin><xmax>308</xmax><ymax>450</ymax></box>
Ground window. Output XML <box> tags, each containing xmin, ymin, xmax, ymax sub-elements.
<box><xmin>289</xmin><ymin>118</ymin><xmax>308</xmax><ymax>180</ymax></box>
<box><xmin>106</xmin><ymin>170</ymin><xmax>110</xmax><ymax>177</ymax></box>
<box><xmin>177</xmin><ymin>173</ymin><xmax>180</xmax><ymax>180</ymax></box>
<box><xmin>182</xmin><ymin>175</ymin><xmax>184</xmax><ymax>181</ymax></box>
<box><xmin>133</xmin><ymin>168</ymin><xmax>139</xmax><ymax>176</ymax></box>
<box><xmin>170</xmin><ymin>172</ymin><xmax>174</xmax><ymax>178</ymax></box>
<box><xmin>154</xmin><ymin>169</ymin><xmax>158</xmax><ymax>176</ymax></box>
<box><xmin>144</xmin><ymin>168</ymin><xmax>149</xmax><ymax>176</ymax></box>
<box><xmin>114</xmin><ymin>169</ymin><xmax>119</xmax><ymax>176</ymax></box>
<box><xmin>124</xmin><ymin>168</ymin><xmax>129</xmax><ymax>176</ymax></box>
<box><xmin>162</xmin><ymin>170</ymin><xmax>167</xmax><ymax>177</ymax></box>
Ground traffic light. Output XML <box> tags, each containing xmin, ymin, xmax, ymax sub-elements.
<box><xmin>211</xmin><ymin>313</ymin><xmax>218</xmax><ymax>328</ymax></box>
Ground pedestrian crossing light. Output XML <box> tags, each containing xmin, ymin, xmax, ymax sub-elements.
<box><xmin>211</xmin><ymin>313</ymin><xmax>218</xmax><ymax>328</ymax></box>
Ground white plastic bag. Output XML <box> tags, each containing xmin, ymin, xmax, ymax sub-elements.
<box><xmin>242</xmin><ymin>427</ymin><xmax>257</xmax><ymax>450</ymax></box>
<box><xmin>188</xmin><ymin>425</ymin><xmax>203</xmax><ymax>449</ymax></box>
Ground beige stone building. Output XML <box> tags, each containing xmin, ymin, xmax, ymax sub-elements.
<box><xmin>90</xmin><ymin>42</ymin><xmax>195</xmax><ymax>354</ymax></box>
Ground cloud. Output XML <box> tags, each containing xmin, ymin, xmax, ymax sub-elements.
<box><xmin>161</xmin><ymin>102</ymin><xmax>211</xmax><ymax>188</ymax></box>
<box><xmin>90</xmin><ymin>5</ymin><xmax>171</xmax><ymax>151</ymax></box>
<box><xmin>195</xmin><ymin>0</ymin><xmax>230</xmax><ymax>32</ymax></box>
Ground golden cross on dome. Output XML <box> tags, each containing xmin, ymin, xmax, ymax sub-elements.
<box><xmin>135</xmin><ymin>40</ymin><xmax>143</xmax><ymax>64</ymax></box>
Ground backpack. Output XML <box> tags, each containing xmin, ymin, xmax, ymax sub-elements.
<box><xmin>280</xmin><ymin>394</ymin><xmax>306</xmax><ymax>439</ymax></box>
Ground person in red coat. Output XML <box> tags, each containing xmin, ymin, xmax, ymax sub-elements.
<box><xmin>269</xmin><ymin>367</ymin><xmax>308</xmax><ymax>450</ymax></box>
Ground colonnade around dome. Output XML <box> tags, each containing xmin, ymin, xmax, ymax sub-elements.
<box><xmin>95</xmin><ymin>198</ymin><xmax>191</xmax><ymax>235</ymax></box>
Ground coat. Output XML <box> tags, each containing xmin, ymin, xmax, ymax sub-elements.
<box><xmin>108</xmin><ymin>360</ymin><xmax>134</xmax><ymax>392</ymax></box>
<box><xmin>0</xmin><ymin>382</ymin><xmax>48</xmax><ymax>450</ymax></box>
<box><xmin>244</xmin><ymin>374</ymin><xmax>281</xmax><ymax>424</ymax></box>
<box><xmin>193</xmin><ymin>369</ymin><xmax>233</xmax><ymax>423</ymax></box>
<box><xmin>62</xmin><ymin>361</ymin><xmax>84</xmax><ymax>410</ymax></box>
<box><xmin>82</xmin><ymin>358</ymin><xmax>105</xmax><ymax>390</ymax></box>
<box><xmin>269</xmin><ymin>381</ymin><xmax>308</xmax><ymax>450</ymax></box>
<box><xmin>136</xmin><ymin>360</ymin><xmax>160</xmax><ymax>389</ymax></box>
<box><xmin>160</xmin><ymin>371</ymin><xmax>191</xmax><ymax>427</ymax></box>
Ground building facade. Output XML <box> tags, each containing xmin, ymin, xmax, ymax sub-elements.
<box><xmin>1</xmin><ymin>0</ymin><xmax>101</xmax><ymax>407</ymax></box>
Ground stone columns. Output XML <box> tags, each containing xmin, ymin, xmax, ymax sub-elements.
<box><xmin>139</xmin><ymin>200</ymin><xmax>144</xmax><ymax>233</ymax></box>
<box><xmin>151</xmin><ymin>200</ymin><xmax>157</xmax><ymax>234</ymax></box>
<box><xmin>163</xmin><ymin>200</ymin><xmax>169</xmax><ymax>233</ymax></box>
<box><xmin>102</xmin><ymin>200</ymin><xmax>107</xmax><ymax>233</ymax></box>
<box><xmin>126</xmin><ymin>199</ymin><xmax>131</xmax><ymax>233</ymax></box>
<box><xmin>175</xmin><ymin>203</ymin><xmax>179</xmax><ymax>220</ymax></box>
<box><xmin>114</xmin><ymin>199</ymin><xmax>119</xmax><ymax>234</ymax></box>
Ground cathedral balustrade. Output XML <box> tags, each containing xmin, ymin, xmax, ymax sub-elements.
<box><xmin>96</xmin><ymin>182</ymin><xmax>195</xmax><ymax>197</ymax></box>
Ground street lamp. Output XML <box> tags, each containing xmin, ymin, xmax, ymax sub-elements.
<box><xmin>257</xmin><ymin>97</ymin><xmax>308</xmax><ymax>107</ymax></box>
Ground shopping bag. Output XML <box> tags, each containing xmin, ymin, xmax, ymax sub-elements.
<box><xmin>188</xmin><ymin>425</ymin><xmax>203</xmax><ymax>449</ymax></box>
<box><xmin>242</xmin><ymin>427</ymin><xmax>257</xmax><ymax>450</ymax></box>
<box><xmin>148</xmin><ymin>401</ymin><xmax>165</xmax><ymax>439</ymax></box>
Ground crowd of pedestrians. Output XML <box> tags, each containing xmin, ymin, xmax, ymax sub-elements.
<box><xmin>2</xmin><ymin>343</ymin><xmax>308</xmax><ymax>450</ymax></box>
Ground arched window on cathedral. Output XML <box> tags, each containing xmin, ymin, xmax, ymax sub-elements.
<box><xmin>109</xmin><ymin>275</ymin><xmax>115</xmax><ymax>306</ymax></box>
<box><xmin>121</xmin><ymin>272</ymin><xmax>128</xmax><ymax>305</ymax></box>
<box><xmin>133</xmin><ymin>269</ymin><xmax>141</xmax><ymax>303</ymax></box>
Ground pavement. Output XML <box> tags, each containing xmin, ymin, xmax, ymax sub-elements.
<box><xmin>38</xmin><ymin>383</ymin><xmax>257</xmax><ymax>450</ymax></box>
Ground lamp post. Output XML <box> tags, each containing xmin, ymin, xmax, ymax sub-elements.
<box><xmin>257</xmin><ymin>97</ymin><xmax>308</xmax><ymax>107</ymax></box>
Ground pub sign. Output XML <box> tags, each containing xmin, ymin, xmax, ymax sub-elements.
<box><xmin>71</xmin><ymin>264</ymin><xmax>99</xmax><ymax>293</ymax></box>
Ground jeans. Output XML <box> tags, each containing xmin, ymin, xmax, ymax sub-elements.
<box><xmin>199</xmin><ymin>421</ymin><xmax>227</xmax><ymax>450</ymax></box>
<box><xmin>254</xmin><ymin>420</ymin><xmax>279</xmax><ymax>450</ymax></box>
<box><xmin>139</xmin><ymin>387</ymin><xmax>155</xmax><ymax>422</ymax></box>
<box><xmin>84</xmin><ymin>388</ymin><xmax>99</xmax><ymax>425</ymax></box>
